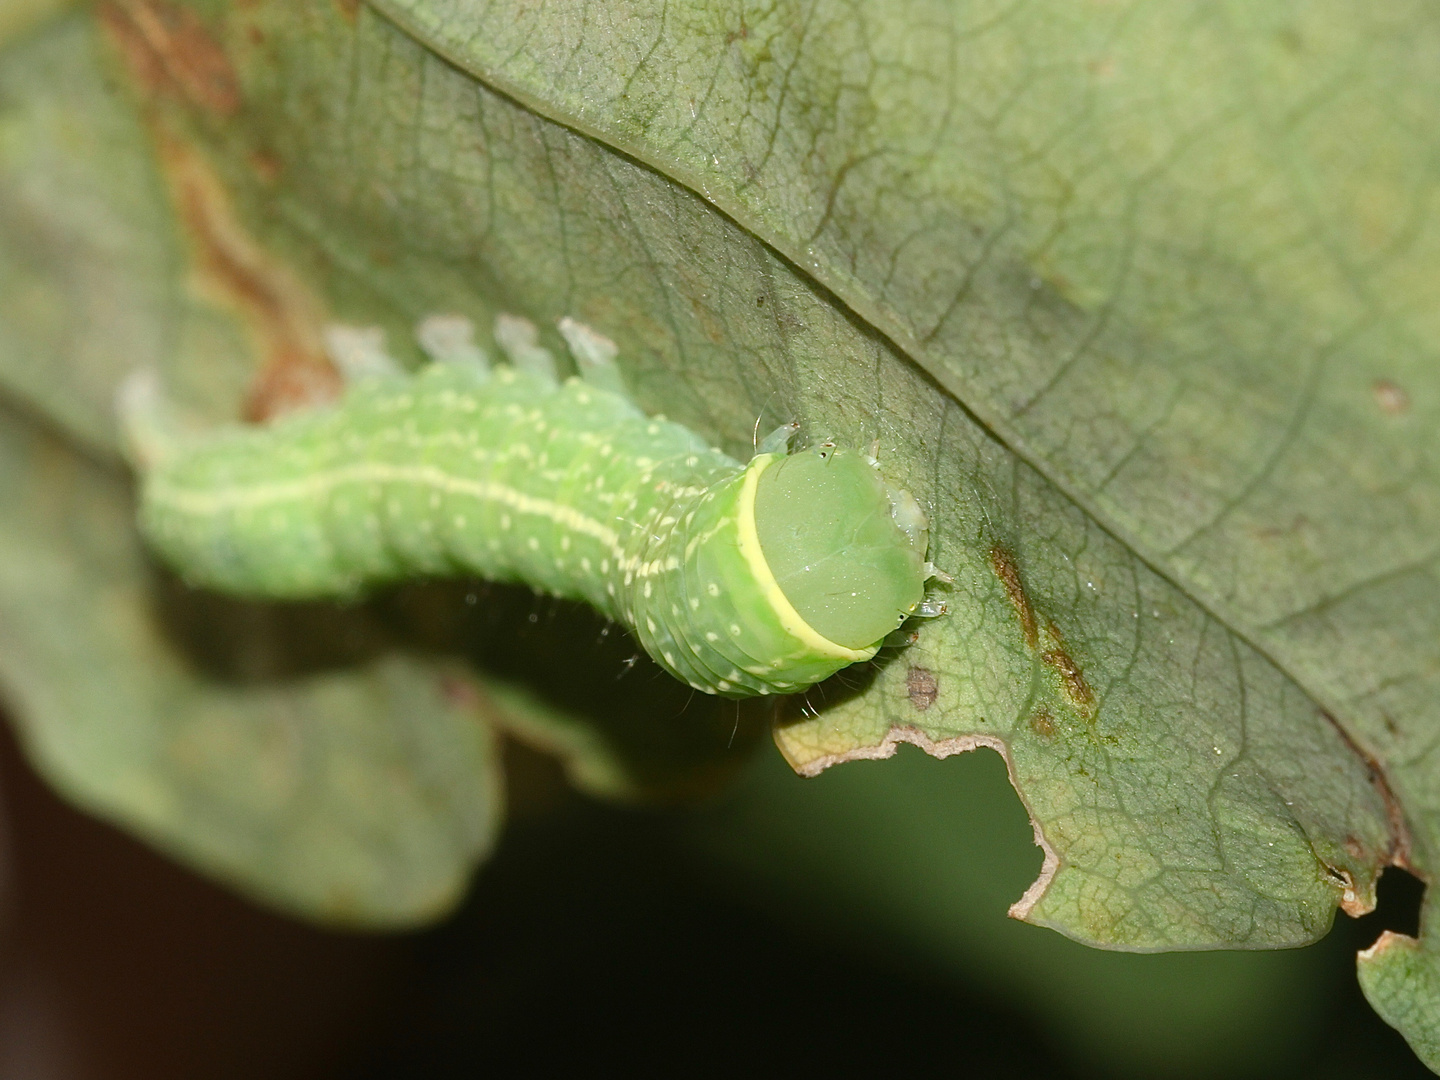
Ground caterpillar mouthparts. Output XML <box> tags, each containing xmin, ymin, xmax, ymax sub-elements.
<box><xmin>121</xmin><ymin>314</ymin><xmax>948</xmax><ymax>697</ymax></box>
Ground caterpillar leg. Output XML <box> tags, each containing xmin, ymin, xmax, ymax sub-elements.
<box><xmin>557</xmin><ymin>317</ymin><xmax>629</xmax><ymax>398</ymax></box>
<box><xmin>416</xmin><ymin>314</ymin><xmax>491</xmax><ymax>373</ymax></box>
<box><xmin>755</xmin><ymin>421</ymin><xmax>800</xmax><ymax>456</ymax></box>
<box><xmin>923</xmin><ymin>561</ymin><xmax>955</xmax><ymax>585</ymax></box>
<box><xmin>324</xmin><ymin>324</ymin><xmax>401</xmax><ymax>383</ymax></box>
<box><xmin>494</xmin><ymin>313</ymin><xmax>558</xmax><ymax>383</ymax></box>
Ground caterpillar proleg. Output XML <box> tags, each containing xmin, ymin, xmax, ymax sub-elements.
<box><xmin>122</xmin><ymin>316</ymin><xmax>944</xmax><ymax>697</ymax></box>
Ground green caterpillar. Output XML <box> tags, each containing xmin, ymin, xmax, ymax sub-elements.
<box><xmin>121</xmin><ymin>315</ymin><xmax>946</xmax><ymax>698</ymax></box>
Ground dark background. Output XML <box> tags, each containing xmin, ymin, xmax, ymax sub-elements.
<box><xmin>0</xmin><ymin>717</ymin><xmax>1426</xmax><ymax>1079</ymax></box>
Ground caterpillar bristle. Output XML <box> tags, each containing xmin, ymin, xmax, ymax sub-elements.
<box><xmin>558</xmin><ymin>317</ymin><xmax>628</xmax><ymax>397</ymax></box>
<box><xmin>494</xmin><ymin>313</ymin><xmax>558</xmax><ymax>383</ymax></box>
<box><xmin>416</xmin><ymin>313</ymin><xmax>491</xmax><ymax>373</ymax></box>
<box><xmin>324</xmin><ymin>324</ymin><xmax>401</xmax><ymax>383</ymax></box>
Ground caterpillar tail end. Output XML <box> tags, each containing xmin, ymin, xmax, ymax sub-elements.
<box><xmin>115</xmin><ymin>370</ymin><xmax>185</xmax><ymax>471</ymax></box>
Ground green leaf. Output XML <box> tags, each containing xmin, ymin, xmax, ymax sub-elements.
<box><xmin>223</xmin><ymin>0</ymin><xmax>1386</xmax><ymax>947</ymax></box>
<box><xmin>0</xmin><ymin>0</ymin><xmax>1432</xmax><ymax>1060</ymax></box>
<box><xmin>368</xmin><ymin>0</ymin><xmax>1439</xmax><ymax>1048</ymax></box>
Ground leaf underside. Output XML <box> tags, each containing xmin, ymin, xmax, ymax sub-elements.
<box><xmin>0</xmin><ymin>0</ymin><xmax>1436</xmax><ymax>1065</ymax></box>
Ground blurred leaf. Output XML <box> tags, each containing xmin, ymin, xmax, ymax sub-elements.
<box><xmin>0</xmin><ymin>390</ymin><xmax>503</xmax><ymax>925</ymax></box>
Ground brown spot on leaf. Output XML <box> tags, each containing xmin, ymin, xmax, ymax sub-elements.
<box><xmin>1042</xmin><ymin>648</ymin><xmax>1094</xmax><ymax>715</ymax></box>
<box><xmin>1029</xmin><ymin>706</ymin><xmax>1056</xmax><ymax>739</ymax></box>
<box><xmin>990</xmin><ymin>545</ymin><xmax>1037</xmax><ymax>648</ymax></box>
<box><xmin>247</xmin><ymin>149</ymin><xmax>282</xmax><ymax>185</ymax></box>
<box><xmin>98</xmin><ymin>0</ymin><xmax>241</xmax><ymax>116</ymax></box>
<box><xmin>906</xmin><ymin>666</ymin><xmax>938</xmax><ymax>711</ymax></box>
<box><xmin>1042</xmin><ymin>620</ymin><xmax>1095</xmax><ymax>719</ymax></box>
<box><xmin>1373</xmin><ymin>379</ymin><xmax>1410</xmax><ymax>416</ymax></box>
<box><xmin>333</xmin><ymin>0</ymin><xmax>362</xmax><ymax>22</ymax></box>
<box><xmin>159</xmin><ymin>138</ymin><xmax>340</xmax><ymax>421</ymax></box>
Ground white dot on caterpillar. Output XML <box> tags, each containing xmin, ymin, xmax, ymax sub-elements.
<box><xmin>560</xmin><ymin>535</ymin><xmax>571</xmax><ymax>551</ymax></box>
<box><xmin>581</xmin><ymin>558</ymin><xmax>591</xmax><ymax>571</ymax></box>
<box><xmin>705</xmin><ymin>632</ymin><xmax>719</xmax><ymax>643</ymax></box>
<box><xmin>716</xmin><ymin>680</ymin><xmax>732</xmax><ymax>691</ymax></box>
<box><xmin>453</xmin><ymin>515</ymin><xmax>466</xmax><ymax>528</ymax></box>
<box><xmin>730</xmin><ymin>624</ymin><xmax>742</xmax><ymax>636</ymax></box>
<box><xmin>707</xmin><ymin>583</ymin><xmax>720</xmax><ymax>597</ymax></box>
<box><xmin>527</xmin><ymin>536</ymin><xmax>539</xmax><ymax>551</ymax></box>
<box><xmin>643</xmin><ymin>581</ymin><xmax>652</xmax><ymax>597</ymax></box>
<box><xmin>646</xmin><ymin>618</ymin><xmax>658</xmax><ymax>633</ymax></box>
<box><xmin>690</xmin><ymin>598</ymin><xmax>700</xmax><ymax>610</ymax></box>
<box><xmin>664</xmin><ymin>652</ymin><xmax>677</xmax><ymax>666</ymax></box>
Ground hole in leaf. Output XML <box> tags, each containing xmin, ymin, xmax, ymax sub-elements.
<box><xmin>1351</xmin><ymin>865</ymin><xmax>1425</xmax><ymax>945</ymax></box>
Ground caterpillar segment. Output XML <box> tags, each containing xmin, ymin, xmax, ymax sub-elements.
<box><xmin>122</xmin><ymin>315</ymin><xmax>945</xmax><ymax>697</ymax></box>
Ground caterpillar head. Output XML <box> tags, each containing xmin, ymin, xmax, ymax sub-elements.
<box><xmin>752</xmin><ymin>444</ymin><xmax>930</xmax><ymax>653</ymax></box>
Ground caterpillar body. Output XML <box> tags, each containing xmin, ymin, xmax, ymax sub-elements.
<box><xmin>122</xmin><ymin>315</ymin><xmax>944</xmax><ymax>698</ymax></box>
